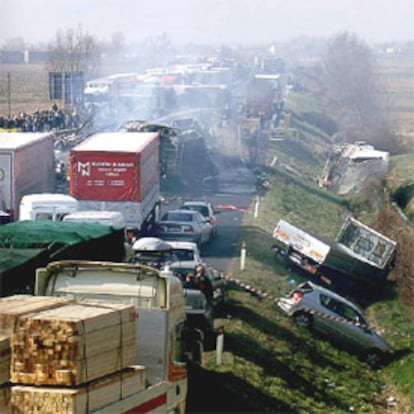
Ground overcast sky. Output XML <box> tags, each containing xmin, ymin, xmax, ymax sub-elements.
<box><xmin>2</xmin><ymin>0</ymin><xmax>413</xmax><ymax>46</ymax></box>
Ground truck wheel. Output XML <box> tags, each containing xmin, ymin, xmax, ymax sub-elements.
<box><xmin>293</xmin><ymin>312</ymin><xmax>312</xmax><ymax>329</ymax></box>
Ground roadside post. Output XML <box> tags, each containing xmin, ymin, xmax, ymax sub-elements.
<box><xmin>216</xmin><ymin>326</ymin><xmax>224</xmax><ymax>365</ymax></box>
<box><xmin>240</xmin><ymin>241</ymin><xmax>246</xmax><ymax>270</ymax></box>
<box><xmin>254</xmin><ymin>196</ymin><xmax>260</xmax><ymax>218</ymax></box>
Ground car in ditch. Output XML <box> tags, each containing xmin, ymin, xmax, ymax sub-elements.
<box><xmin>154</xmin><ymin>209</ymin><xmax>213</xmax><ymax>246</ymax></box>
<box><xmin>277</xmin><ymin>280</ymin><xmax>394</xmax><ymax>367</ymax></box>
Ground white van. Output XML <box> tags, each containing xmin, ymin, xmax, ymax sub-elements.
<box><xmin>18</xmin><ymin>193</ymin><xmax>78</xmax><ymax>221</ymax></box>
<box><xmin>62</xmin><ymin>210</ymin><xmax>126</xmax><ymax>227</ymax></box>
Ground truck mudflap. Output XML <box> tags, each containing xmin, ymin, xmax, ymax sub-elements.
<box><xmin>93</xmin><ymin>382</ymin><xmax>169</xmax><ymax>414</ymax></box>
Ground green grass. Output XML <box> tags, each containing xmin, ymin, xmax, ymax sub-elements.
<box><xmin>388</xmin><ymin>153</ymin><xmax>414</xmax><ymax>192</ymax></box>
<box><xmin>201</xmin><ymin>100</ymin><xmax>414</xmax><ymax>412</ymax></box>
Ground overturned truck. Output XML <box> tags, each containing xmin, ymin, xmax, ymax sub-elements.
<box><xmin>272</xmin><ymin>217</ymin><xmax>397</xmax><ymax>286</ymax></box>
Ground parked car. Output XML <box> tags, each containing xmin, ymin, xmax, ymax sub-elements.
<box><xmin>166</xmin><ymin>240</ymin><xmax>203</xmax><ymax>263</ymax></box>
<box><xmin>131</xmin><ymin>237</ymin><xmax>176</xmax><ymax>269</ymax></box>
<box><xmin>183</xmin><ymin>288</ymin><xmax>214</xmax><ymax>340</ymax></box>
<box><xmin>154</xmin><ymin>209</ymin><xmax>213</xmax><ymax>245</ymax></box>
<box><xmin>277</xmin><ymin>281</ymin><xmax>394</xmax><ymax>367</ymax></box>
<box><xmin>169</xmin><ymin>260</ymin><xmax>228</xmax><ymax>310</ymax></box>
<box><xmin>180</xmin><ymin>200</ymin><xmax>218</xmax><ymax>239</ymax></box>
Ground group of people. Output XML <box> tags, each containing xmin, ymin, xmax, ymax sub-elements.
<box><xmin>0</xmin><ymin>103</ymin><xmax>88</xmax><ymax>132</ymax></box>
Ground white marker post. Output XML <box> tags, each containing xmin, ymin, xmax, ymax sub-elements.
<box><xmin>240</xmin><ymin>241</ymin><xmax>246</xmax><ymax>271</ymax></box>
<box><xmin>216</xmin><ymin>326</ymin><xmax>224</xmax><ymax>365</ymax></box>
<box><xmin>254</xmin><ymin>196</ymin><xmax>260</xmax><ymax>218</ymax></box>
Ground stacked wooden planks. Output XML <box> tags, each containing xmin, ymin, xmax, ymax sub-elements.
<box><xmin>11</xmin><ymin>301</ymin><xmax>137</xmax><ymax>386</ymax></box>
<box><xmin>0</xmin><ymin>295</ymin><xmax>75</xmax><ymax>386</ymax></box>
<box><xmin>0</xmin><ymin>296</ymin><xmax>77</xmax><ymax>414</ymax></box>
<box><xmin>0</xmin><ymin>384</ymin><xmax>10</xmax><ymax>414</ymax></box>
<box><xmin>0</xmin><ymin>296</ymin><xmax>147</xmax><ymax>414</ymax></box>
<box><xmin>0</xmin><ymin>333</ymin><xmax>11</xmax><ymax>385</ymax></box>
<box><xmin>0</xmin><ymin>295</ymin><xmax>75</xmax><ymax>331</ymax></box>
<box><xmin>10</xmin><ymin>366</ymin><xmax>146</xmax><ymax>414</ymax></box>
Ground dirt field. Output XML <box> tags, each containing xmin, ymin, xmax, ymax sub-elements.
<box><xmin>1</xmin><ymin>54</ymin><xmax>413</xmax><ymax>136</ymax></box>
<box><xmin>0</xmin><ymin>64</ymin><xmax>50</xmax><ymax>116</ymax></box>
<box><xmin>377</xmin><ymin>54</ymin><xmax>414</xmax><ymax>141</ymax></box>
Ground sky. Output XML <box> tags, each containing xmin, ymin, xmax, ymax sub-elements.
<box><xmin>1</xmin><ymin>0</ymin><xmax>413</xmax><ymax>47</ymax></box>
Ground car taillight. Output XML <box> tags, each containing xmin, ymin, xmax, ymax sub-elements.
<box><xmin>183</xmin><ymin>226</ymin><xmax>194</xmax><ymax>233</ymax></box>
<box><xmin>291</xmin><ymin>291</ymin><xmax>304</xmax><ymax>302</ymax></box>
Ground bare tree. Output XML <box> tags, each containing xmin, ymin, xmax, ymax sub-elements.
<box><xmin>48</xmin><ymin>24</ymin><xmax>101</xmax><ymax>77</ymax></box>
<box><xmin>110</xmin><ymin>31</ymin><xmax>125</xmax><ymax>58</ymax></box>
<box><xmin>322</xmin><ymin>32</ymin><xmax>401</xmax><ymax>152</ymax></box>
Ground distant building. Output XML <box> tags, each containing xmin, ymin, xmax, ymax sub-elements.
<box><xmin>0</xmin><ymin>49</ymin><xmax>49</xmax><ymax>64</ymax></box>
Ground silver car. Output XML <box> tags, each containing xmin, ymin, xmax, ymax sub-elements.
<box><xmin>154</xmin><ymin>209</ymin><xmax>213</xmax><ymax>246</ymax></box>
<box><xmin>277</xmin><ymin>281</ymin><xmax>393</xmax><ymax>367</ymax></box>
<box><xmin>180</xmin><ymin>201</ymin><xmax>218</xmax><ymax>239</ymax></box>
<box><xmin>166</xmin><ymin>240</ymin><xmax>203</xmax><ymax>263</ymax></box>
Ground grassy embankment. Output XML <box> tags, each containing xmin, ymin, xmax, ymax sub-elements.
<box><xmin>201</xmin><ymin>76</ymin><xmax>414</xmax><ymax>412</ymax></box>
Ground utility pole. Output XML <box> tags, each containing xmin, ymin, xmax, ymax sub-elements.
<box><xmin>7</xmin><ymin>72</ymin><xmax>11</xmax><ymax>118</ymax></box>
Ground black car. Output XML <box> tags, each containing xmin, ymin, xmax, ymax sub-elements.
<box><xmin>184</xmin><ymin>288</ymin><xmax>214</xmax><ymax>338</ymax></box>
<box><xmin>169</xmin><ymin>260</ymin><xmax>228</xmax><ymax>310</ymax></box>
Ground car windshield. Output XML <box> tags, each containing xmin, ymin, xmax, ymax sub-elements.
<box><xmin>185</xmin><ymin>294</ymin><xmax>205</xmax><ymax>309</ymax></box>
<box><xmin>184</xmin><ymin>205</ymin><xmax>209</xmax><ymax>217</ymax></box>
<box><xmin>163</xmin><ymin>212</ymin><xmax>194</xmax><ymax>222</ymax></box>
<box><xmin>172</xmin><ymin>249</ymin><xmax>195</xmax><ymax>260</ymax></box>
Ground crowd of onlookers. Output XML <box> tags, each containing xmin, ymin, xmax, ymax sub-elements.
<box><xmin>0</xmin><ymin>104</ymin><xmax>90</xmax><ymax>132</ymax></box>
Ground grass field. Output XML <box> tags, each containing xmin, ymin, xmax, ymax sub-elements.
<box><xmin>376</xmin><ymin>55</ymin><xmax>414</xmax><ymax>145</ymax></box>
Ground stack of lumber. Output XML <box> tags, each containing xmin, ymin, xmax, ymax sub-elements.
<box><xmin>0</xmin><ymin>333</ymin><xmax>11</xmax><ymax>384</ymax></box>
<box><xmin>10</xmin><ymin>365</ymin><xmax>146</xmax><ymax>414</ymax></box>
<box><xmin>0</xmin><ymin>384</ymin><xmax>10</xmax><ymax>414</ymax></box>
<box><xmin>0</xmin><ymin>296</ymin><xmax>77</xmax><ymax>414</ymax></box>
<box><xmin>0</xmin><ymin>295</ymin><xmax>75</xmax><ymax>385</ymax></box>
<box><xmin>0</xmin><ymin>295</ymin><xmax>75</xmax><ymax>331</ymax></box>
<box><xmin>11</xmin><ymin>302</ymin><xmax>137</xmax><ymax>386</ymax></box>
<box><xmin>0</xmin><ymin>296</ymin><xmax>145</xmax><ymax>413</ymax></box>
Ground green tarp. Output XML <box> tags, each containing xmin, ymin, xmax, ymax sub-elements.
<box><xmin>0</xmin><ymin>247</ymin><xmax>49</xmax><ymax>297</ymax></box>
<box><xmin>0</xmin><ymin>220</ymin><xmax>127</xmax><ymax>296</ymax></box>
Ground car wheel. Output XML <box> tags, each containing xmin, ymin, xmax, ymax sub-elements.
<box><xmin>364</xmin><ymin>349</ymin><xmax>384</xmax><ymax>368</ymax></box>
<box><xmin>293</xmin><ymin>312</ymin><xmax>312</xmax><ymax>329</ymax></box>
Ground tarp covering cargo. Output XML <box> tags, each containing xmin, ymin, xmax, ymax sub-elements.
<box><xmin>0</xmin><ymin>248</ymin><xmax>49</xmax><ymax>297</ymax></box>
<box><xmin>0</xmin><ymin>221</ymin><xmax>127</xmax><ymax>296</ymax></box>
<box><xmin>69</xmin><ymin>132</ymin><xmax>159</xmax><ymax>203</ymax></box>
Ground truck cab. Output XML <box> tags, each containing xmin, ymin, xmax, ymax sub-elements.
<box><xmin>62</xmin><ymin>210</ymin><xmax>126</xmax><ymax>227</ymax></box>
<box><xmin>34</xmin><ymin>260</ymin><xmax>187</xmax><ymax>413</ymax></box>
<box><xmin>18</xmin><ymin>193</ymin><xmax>78</xmax><ymax>221</ymax></box>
